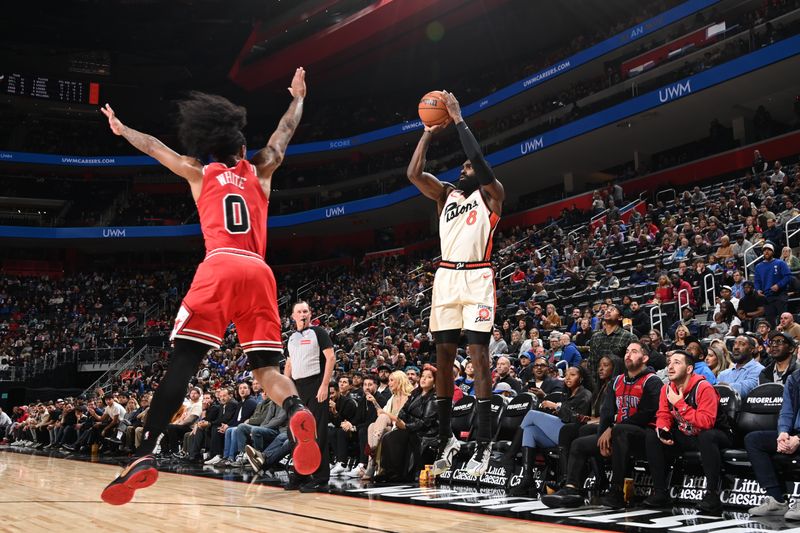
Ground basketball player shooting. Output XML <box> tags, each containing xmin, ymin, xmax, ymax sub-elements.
<box><xmin>406</xmin><ymin>90</ymin><xmax>505</xmax><ymax>478</ymax></box>
<box><xmin>98</xmin><ymin>68</ymin><xmax>321</xmax><ymax>505</ymax></box>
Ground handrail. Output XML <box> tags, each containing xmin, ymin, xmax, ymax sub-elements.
<box><xmin>743</xmin><ymin>241</ymin><xmax>763</xmax><ymax>280</ymax></box>
<box><xmin>498</xmin><ymin>263</ymin><xmax>518</xmax><ymax>281</ymax></box>
<box><xmin>345</xmin><ymin>286</ymin><xmax>433</xmax><ymax>334</ymax></box>
<box><xmin>296</xmin><ymin>281</ymin><xmax>317</xmax><ymax>300</ymax></box>
<box><xmin>656</xmin><ymin>188</ymin><xmax>677</xmax><ymax>205</ymax></box>
<box><xmin>649</xmin><ymin>304</ymin><xmax>664</xmax><ymax>339</ymax></box>
<box><xmin>82</xmin><ymin>346</ymin><xmax>136</xmax><ymax>395</ymax></box>
<box><xmin>702</xmin><ymin>272</ymin><xmax>716</xmax><ymax>310</ymax></box>
<box><xmin>677</xmin><ymin>288</ymin><xmax>691</xmax><ymax>319</ymax></box>
<box><xmin>590</xmin><ymin>208</ymin><xmax>609</xmax><ymax>224</ymax></box>
<box><xmin>785</xmin><ymin>212</ymin><xmax>800</xmax><ymax>248</ymax></box>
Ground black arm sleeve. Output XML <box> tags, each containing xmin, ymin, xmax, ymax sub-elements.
<box><xmin>456</xmin><ymin>122</ymin><xmax>495</xmax><ymax>186</ymax></box>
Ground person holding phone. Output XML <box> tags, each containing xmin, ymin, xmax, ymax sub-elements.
<box><xmin>642</xmin><ymin>351</ymin><xmax>730</xmax><ymax>513</ymax></box>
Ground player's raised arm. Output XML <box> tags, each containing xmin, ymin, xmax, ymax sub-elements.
<box><xmin>101</xmin><ymin>104</ymin><xmax>202</xmax><ymax>184</ymax></box>
<box><xmin>252</xmin><ymin>67</ymin><xmax>306</xmax><ymax>180</ymax></box>
<box><xmin>441</xmin><ymin>91</ymin><xmax>505</xmax><ymax>213</ymax></box>
<box><xmin>407</xmin><ymin>122</ymin><xmax>451</xmax><ymax>210</ymax></box>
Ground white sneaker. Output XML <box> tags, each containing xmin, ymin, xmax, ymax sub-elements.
<box><xmin>465</xmin><ymin>441</ymin><xmax>492</xmax><ymax>478</ymax></box>
<box><xmin>345</xmin><ymin>463</ymin><xmax>365</xmax><ymax>478</ymax></box>
<box><xmin>330</xmin><ymin>462</ymin><xmax>347</xmax><ymax>476</ymax></box>
<box><xmin>204</xmin><ymin>454</ymin><xmax>222</xmax><ymax>465</ymax></box>
<box><xmin>786</xmin><ymin>499</ymin><xmax>800</xmax><ymax>520</ymax></box>
<box><xmin>203</xmin><ymin>452</ymin><xmax>210</xmax><ymax>461</ymax></box>
<box><xmin>431</xmin><ymin>435</ymin><xmax>461</xmax><ymax>476</ymax></box>
<box><xmin>749</xmin><ymin>496</ymin><xmax>789</xmax><ymax>516</ymax></box>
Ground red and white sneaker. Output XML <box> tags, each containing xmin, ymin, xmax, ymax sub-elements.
<box><xmin>289</xmin><ymin>409</ymin><xmax>320</xmax><ymax>476</ymax></box>
<box><xmin>101</xmin><ymin>454</ymin><xmax>159</xmax><ymax>505</ymax></box>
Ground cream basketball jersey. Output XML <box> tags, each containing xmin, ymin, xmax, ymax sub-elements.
<box><xmin>439</xmin><ymin>188</ymin><xmax>500</xmax><ymax>263</ymax></box>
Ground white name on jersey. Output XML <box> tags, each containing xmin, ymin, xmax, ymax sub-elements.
<box><xmin>216</xmin><ymin>171</ymin><xmax>247</xmax><ymax>190</ymax></box>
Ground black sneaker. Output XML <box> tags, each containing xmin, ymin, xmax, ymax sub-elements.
<box><xmin>283</xmin><ymin>473</ymin><xmax>305</xmax><ymax>491</ymax></box>
<box><xmin>697</xmin><ymin>490</ymin><xmax>723</xmax><ymax>514</ymax></box>
<box><xmin>541</xmin><ymin>486</ymin><xmax>584</xmax><ymax>508</ymax></box>
<box><xmin>643</xmin><ymin>489</ymin><xmax>673</xmax><ymax>508</ymax></box>
<box><xmin>600</xmin><ymin>488</ymin><xmax>626</xmax><ymax>509</ymax></box>
<box><xmin>299</xmin><ymin>478</ymin><xmax>329</xmax><ymax>493</ymax></box>
<box><xmin>100</xmin><ymin>455</ymin><xmax>159</xmax><ymax>505</ymax></box>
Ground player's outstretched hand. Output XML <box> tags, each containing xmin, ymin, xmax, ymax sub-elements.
<box><xmin>424</xmin><ymin>119</ymin><xmax>451</xmax><ymax>135</ymax></box>
<box><xmin>289</xmin><ymin>67</ymin><xmax>306</xmax><ymax>99</ymax></box>
<box><xmin>441</xmin><ymin>91</ymin><xmax>463</xmax><ymax>122</ymax></box>
<box><xmin>100</xmin><ymin>104</ymin><xmax>124</xmax><ymax>136</ymax></box>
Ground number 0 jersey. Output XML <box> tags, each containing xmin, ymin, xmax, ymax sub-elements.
<box><xmin>439</xmin><ymin>188</ymin><xmax>500</xmax><ymax>263</ymax></box>
<box><xmin>197</xmin><ymin>160</ymin><xmax>268</xmax><ymax>257</ymax></box>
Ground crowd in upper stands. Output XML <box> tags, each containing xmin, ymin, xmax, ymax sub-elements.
<box><xmin>3</xmin><ymin>0</ymin><xmax>799</xmax><ymax>225</ymax></box>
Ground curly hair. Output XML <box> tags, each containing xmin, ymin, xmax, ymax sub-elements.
<box><xmin>177</xmin><ymin>91</ymin><xmax>247</xmax><ymax>162</ymax></box>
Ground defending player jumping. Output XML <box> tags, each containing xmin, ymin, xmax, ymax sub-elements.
<box><xmin>406</xmin><ymin>90</ymin><xmax>505</xmax><ymax>477</ymax></box>
<box><xmin>98</xmin><ymin>68</ymin><xmax>320</xmax><ymax>505</ymax></box>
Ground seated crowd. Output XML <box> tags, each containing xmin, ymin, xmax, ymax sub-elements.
<box><xmin>4</xmin><ymin>151</ymin><xmax>800</xmax><ymax>515</ymax></box>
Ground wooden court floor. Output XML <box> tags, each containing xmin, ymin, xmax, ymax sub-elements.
<box><xmin>0</xmin><ymin>451</ymin><xmax>583</xmax><ymax>533</ymax></box>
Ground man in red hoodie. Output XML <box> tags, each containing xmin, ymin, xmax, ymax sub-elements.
<box><xmin>642</xmin><ymin>350</ymin><xmax>732</xmax><ymax>513</ymax></box>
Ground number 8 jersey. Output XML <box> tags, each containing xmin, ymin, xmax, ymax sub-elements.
<box><xmin>197</xmin><ymin>160</ymin><xmax>268</xmax><ymax>258</ymax></box>
<box><xmin>439</xmin><ymin>188</ymin><xmax>500</xmax><ymax>263</ymax></box>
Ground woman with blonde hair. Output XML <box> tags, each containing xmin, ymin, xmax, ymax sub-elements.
<box><xmin>666</xmin><ymin>325</ymin><xmax>690</xmax><ymax>353</ymax></box>
<box><xmin>705</xmin><ymin>340</ymin><xmax>733</xmax><ymax>377</ymax></box>
<box><xmin>781</xmin><ymin>246</ymin><xmax>800</xmax><ymax>270</ymax></box>
<box><xmin>541</xmin><ymin>304</ymin><xmax>562</xmax><ymax>331</ymax></box>
<box><xmin>520</xmin><ymin>328</ymin><xmax>543</xmax><ymax>355</ymax></box>
<box><xmin>363</xmin><ymin>370</ymin><xmax>414</xmax><ymax>478</ymax></box>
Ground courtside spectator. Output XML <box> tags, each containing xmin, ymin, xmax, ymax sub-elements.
<box><xmin>760</xmin><ymin>331</ymin><xmax>798</xmax><ymax>385</ymax></box>
<box><xmin>745</xmin><ymin>366</ymin><xmax>800</xmax><ymax>520</ymax></box>
<box><xmin>643</xmin><ymin>351</ymin><xmax>731</xmax><ymax>512</ymax></box>
<box><xmin>717</xmin><ymin>335</ymin><xmax>765</xmax><ymax>398</ymax></box>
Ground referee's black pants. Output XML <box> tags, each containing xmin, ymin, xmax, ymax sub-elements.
<box><xmin>294</xmin><ymin>374</ymin><xmax>329</xmax><ymax>482</ymax></box>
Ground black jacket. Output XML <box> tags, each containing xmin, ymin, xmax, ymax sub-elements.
<box><xmin>398</xmin><ymin>388</ymin><xmax>438</xmax><ymax>446</ymax></box>
<box><xmin>231</xmin><ymin>397</ymin><xmax>258</xmax><ymax>427</ymax></box>
<box><xmin>527</xmin><ymin>376</ymin><xmax>566</xmax><ymax>396</ymax></box>
<box><xmin>330</xmin><ymin>394</ymin><xmax>358</xmax><ymax>426</ymax></box>
<box><xmin>554</xmin><ymin>386</ymin><xmax>593</xmax><ymax>424</ymax></box>
<box><xmin>496</xmin><ymin>374</ymin><xmax>523</xmax><ymax>394</ymax></box>
<box><xmin>760</xmin><ymin>358</ymin><xmax>799</xmax><ymax>385</ymax></box>
<box><xmin>212</xmin><ymin>400</ymin><xmax>239</xmax><ymax>427</ymax></box>
<box><xmin>352</xmin><ymin>390</ymin><xmax>386</xmax><ymax>429</ymax></box>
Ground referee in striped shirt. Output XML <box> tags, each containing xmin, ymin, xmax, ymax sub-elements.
<box><xmin>283</xmin><ymin>301</ymin><xmax>335</xmax><ymax>492</ymax></box>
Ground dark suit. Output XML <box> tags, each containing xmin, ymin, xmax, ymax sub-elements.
<box><xmin>209</xmin><ymin>399</ymin><xmax>238</xmax><ymax>457</ymax></box>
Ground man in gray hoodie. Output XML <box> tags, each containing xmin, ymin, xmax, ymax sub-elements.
<box><xmin>233</xmin><ymin>390</ymin><xmax>287</xmax><ymax>465</ymax></box>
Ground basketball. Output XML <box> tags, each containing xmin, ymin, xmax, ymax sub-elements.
<box><xmin>418</xmin><ymin>91</ymin><xmax>449</xmax><ymax>127</ymax></box>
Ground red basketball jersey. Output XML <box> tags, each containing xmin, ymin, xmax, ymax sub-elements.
<box><xmin>196</xmin><ymin>160</ymin><xmax>268</xmax><ymax>257</ymax></box>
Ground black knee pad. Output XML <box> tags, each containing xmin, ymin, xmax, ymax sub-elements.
<box><xmin>247</xmin><ymin>349</ymin><xmax>284</xmax><ymax>370</ymax></box>
<box><xmin>433</xmin><ymin>329</ymin><xmax>461</xmax><ymax>344</ymax></box>
<box><xmin>465</xmin><ymin>329</ymin><xmax>491</xmax><ymax>345</ymax></box>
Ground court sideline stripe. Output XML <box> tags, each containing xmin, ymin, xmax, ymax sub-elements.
<box><xmin>0</xmin><ymin>500</ymin><xmax>398</xmax><ymax>533</ymax></box>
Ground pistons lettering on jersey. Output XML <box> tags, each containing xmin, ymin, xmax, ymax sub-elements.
<box><xmin>616</xmin><ymin>395</ymin><xmax>641</xmax><ymax>418</ymax></box>
<box><xmin>444</xmin><ymin>200</ymin><xmax>479</xmax><ymax>223</ymax></box>
<box><xmin>215</xmin><ymin>171</ymin><xmax>247</xmax><ymax>190</ymax></box>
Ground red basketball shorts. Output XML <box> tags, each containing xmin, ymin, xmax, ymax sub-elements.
<box><xmin>170</xmin><ymin>250</ymin><xmax>282</xmax><ymax>356</ymax></box>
